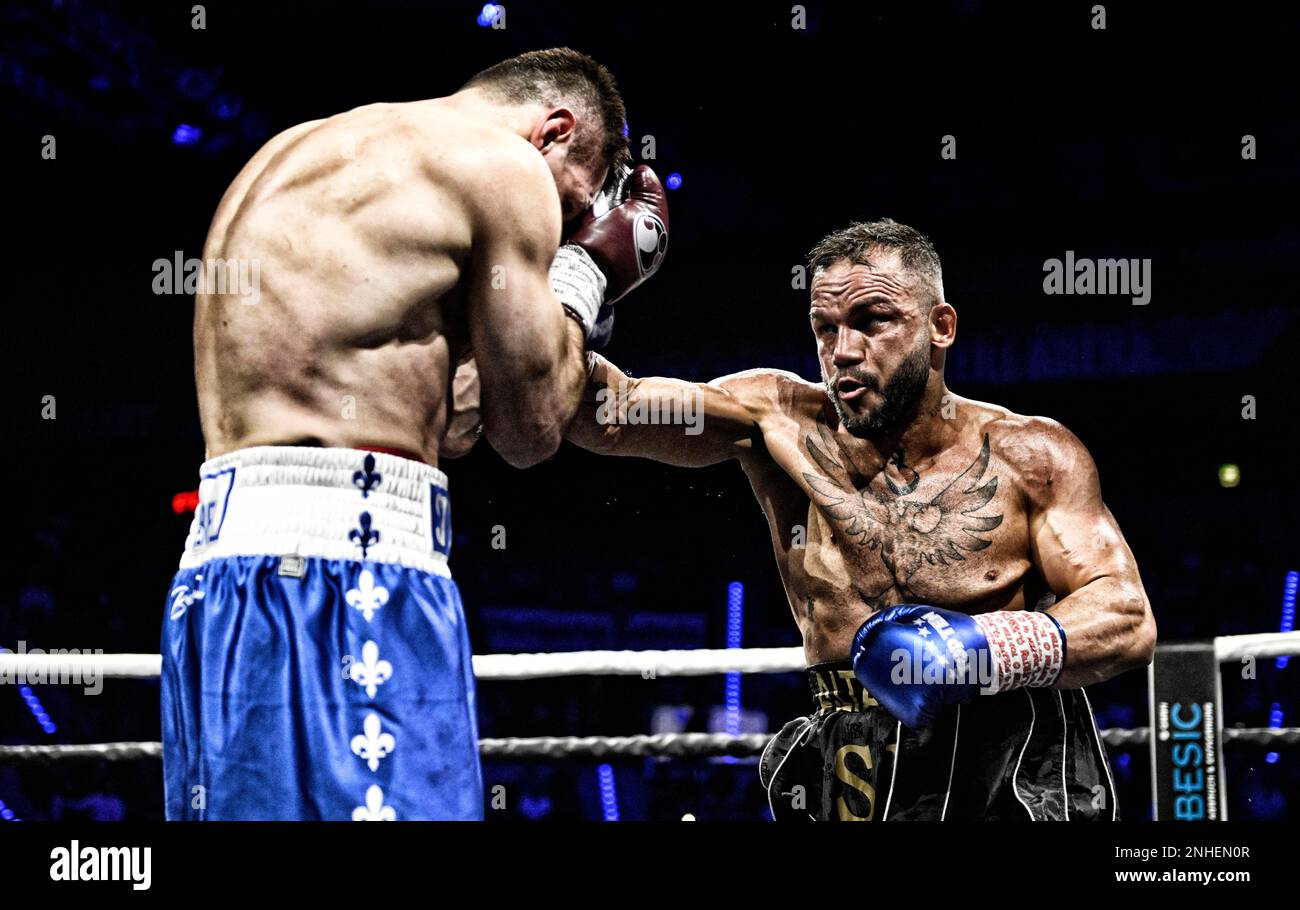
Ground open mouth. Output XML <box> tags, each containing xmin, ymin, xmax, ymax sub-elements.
<box><xmin>837</xmin><ymin>378</ymin><xmax>869</xmax><ymax>402</ymax></box>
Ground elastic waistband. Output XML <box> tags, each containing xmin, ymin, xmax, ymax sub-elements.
<box><xmin>179</xmin><ymin>446</ymin><xmax>452</xmax><ymax>576</ymax></box>
<box><xmin>807</xmin><ymin>660</ymin><xmax>881</xmax><ymax>714</ymax></box>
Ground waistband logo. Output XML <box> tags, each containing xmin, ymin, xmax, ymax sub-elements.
<box><xmin>352</xmin><ymin>454</ymin><xmax>382</xmax><ymax>498</ymax></box>
<box><xmin>348</xmin><ymin>511</ymin><xmax>380</xmax><ymax>557</ymax></box>
<box><xmin>431</xmin><ymin>485</ymin><xmax>452</xmax><ymax>557</ymax></box>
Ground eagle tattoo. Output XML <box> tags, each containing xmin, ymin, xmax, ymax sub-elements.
<box><xmin>802</xmin><ymin>424</ymin><xmax>1003</xmax><ymax>590</ymax></box>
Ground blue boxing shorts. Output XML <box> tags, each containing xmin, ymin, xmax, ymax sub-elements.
<box><xmin>160</xmin><ymin>446</ymin><xmax>482</xmax><ymax>820</ymax></box>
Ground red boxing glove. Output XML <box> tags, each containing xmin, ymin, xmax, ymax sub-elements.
<box><xmin>571</xmin><ymin>164</ymin><xmax>670</xmax><ymax>303</ymax></box>
<box><xmin>550</xmin><ymin>164</ymin><xmax>669</xmax><ymax>348</ymax></box>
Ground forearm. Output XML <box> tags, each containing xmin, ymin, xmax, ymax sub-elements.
<box><xmin>566</xmin><ymin>354</ymin><xmax>746</xmax><ymax>467</ymax></box>
<box><xmin>565</xmin><ymin>352</ymin><xmax>630</xmax><ymax>455</ymax></box>
<box><xmin>439</xmin><ymin>357</ymin><xmax>482</xmax><ymax>460</ymax></box>
<box><xmin>1048</xmin><ymin>576</ymin><xmax>1155</xmax><ymax>688</ymax></box>
<box><xmin>485</xmin><ymin>316</ymin><xmax>587</xmax><ymax>467</ymax></box>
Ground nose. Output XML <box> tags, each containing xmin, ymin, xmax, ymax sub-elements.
<box><xmin>832</xmin><ymin>327</ymin><xmax>865</xmax><ymax>369</ymax></box>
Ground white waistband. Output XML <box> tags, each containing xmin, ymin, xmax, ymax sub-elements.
<box><xmin>179</xmin><ymin>446</ymin><xmax>452</xmax><ymax>576</ymax></box>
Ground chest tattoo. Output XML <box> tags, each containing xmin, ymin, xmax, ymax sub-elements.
<box><xmin>801</xmin><ymin>420</ymin><xmax>1004</xmax><ymax>594</ymax></box>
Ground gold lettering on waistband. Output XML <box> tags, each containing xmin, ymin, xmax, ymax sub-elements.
<box><xmin>834</xmin><ymin>670</ymin><xmax>859</xmax><ymax>711</ymax></box>
<box><xmin>814</xmin><ymin>672</ymin><xmax>832</xmax><ymax>712</ymax></box>
<box><xmin>811</xmin><ymin>666</ymin><xmax>883</xmax><ymax>712</ymax></box>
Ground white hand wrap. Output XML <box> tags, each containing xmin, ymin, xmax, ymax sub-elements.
<box><xmin>549</xmin><ymin>243</ymin><xmax>607</xmax><ymax>341</ymax></box>
<box><xmin>972</xmin><ymin>610</ymin><xmax>1066</xmax><ymax>693</ymax></box>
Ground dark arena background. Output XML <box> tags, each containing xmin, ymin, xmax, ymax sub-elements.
<box><xmin>1</xmin><ymin>1</ymin><xmax>1297</xmax><ymax>824</ymax></box>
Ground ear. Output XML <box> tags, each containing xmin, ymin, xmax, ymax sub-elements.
<box><xmin>930</xmin><ymin>301</ymin><xmax>957</xmax><ymax>349</ymax></box>
<box><xmin>529</xmin><ymin>107</ymin><xmax>578</xmax><ymax>153</ymax></box>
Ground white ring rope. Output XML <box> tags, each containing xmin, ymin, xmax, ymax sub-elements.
<box><xmin>1</xmin><ymin>631</ymin><xmax>1297</xmax><ymax>681</ymax></box>
<box><xmin>471</xmin><ymin>646</ymin><xmax>803</xmax><ymax>680</ymax></box>
<box><xmin>0</xmin><ymin>653</ymin><xmax>162</xmax><ymax>679</ymax></box>
<box><xmin>1213</xmin><ymin>630</ymin><xmax>1300</xmax><ymax>662</ymax></box>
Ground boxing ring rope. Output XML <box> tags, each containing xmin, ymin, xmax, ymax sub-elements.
<box><xmin>3</xmin><ymin>727</ymin><xmax>1300</xmax><ymax>766</ymax></box>
<box><xmin>3</xmin><ymin>630</ymin><xmax>1296</xmax><ymax>682</ymax></box>
<box><xmin>1</xmin><ymin>630</ymin><xmax>1297</xmax><ymax>764</ymax></box>
<box><xmin>0</xmin><ymin>646</ymin><xmax>805</xmax><ymax>681</ymax></box>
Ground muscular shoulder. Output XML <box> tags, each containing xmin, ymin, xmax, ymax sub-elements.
<box><xmin>975</xmin><ymin>404</ymin><xmax>1099</xmax><ymax>506</ymax></box>
<box><xmin>430</xmin><ymin>116</ymin><xmax>560</xmax><ymax>251</ymax></box>
<box><xmin>708</xmin><ymin>368</ymin><xmax>826</xmax><ymax>422</ymax></box>
<box><xmin>454</xmin><ymin>125</ymin><xmax>555</xmax><ymax>203</ymax></box>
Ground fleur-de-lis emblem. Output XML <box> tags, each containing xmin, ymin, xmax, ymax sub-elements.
<box><xmin>348</xmin><ymin>511</ymin><xmax>380</xmax><ymax>557</ymax></box>
<box><xmin>352</xmin><ymin>784</ymin><xmax>396</xmax><ymax>821</ymax></box>
<box><xmin>350</xmin><ymin>640</ymin><xmax>393</xmax><ymax>698</ymax></box>
<box><xmin>350</xmin><ymin>712</ymin><xmax>395</xmax><ymax>772</ymax></box>
<box><xmin>345</xmin><ymin>570</ymin><xmax>389</xmax><ymax>622</ymax></box>
<box><xmin>352</xmin><ymin>454</ymin><xmax>382</xmax><ymax>499</ymax></box>
<box><xmin>168</xmin><ymin>576</ymin><xmax>205</xmax><ymax>620</ymax></box>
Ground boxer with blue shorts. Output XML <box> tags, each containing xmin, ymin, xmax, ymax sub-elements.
<box><xmin>162</xmin><ymin>446</ymin><xmax>478</xmax><ymax>820</ymax></box>
<box><xmin>174</xmin><ymin>50</ymin><xmax>666</xmax><ymax>820</ymax></box>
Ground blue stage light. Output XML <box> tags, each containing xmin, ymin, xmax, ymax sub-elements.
<box><xmin>665</xmin><ymin>172</ymin><xmax>683</xmax><ymax>190</ymax></box>
<box><xmin>89</xmin><ymin>74</ymin><xmax>111</xmax><ymax>92</ymax></box>
<box><xmin>519</xmin><ymin>794</ymin><xmax>552</xmax><ymax>820</ymax></box>
<box><xmin>1267</xmin><ymin>570</ymin><xmax>1294</xmax><ymax>763</ymax></box>
<box><xmin>3</xmin><ymin>650</ymin><xmax>57</xmax><ymax>734</ymax></box>
<box><xmin>724</xmin><ymin>582</ymin><xmax>744</xmax><ymax>739</ymax></box>
<box><xmin>210</xmin><ymin>93</ymin><xmax>243</xmax><ymax>121</ymax></box>
<box><xmin>172</xmin><ymin>124</ymin><xmax>202</xmax><ymax>146</ymax></box>
<box><xmin>597</xmin><ymin>764</ymin><xmax>620</xmax><ymax>821</ymax></box>
<box><xmin>1277</xmin><ymin>571</ymin><xmax>1296</xmax><ymax>669</ymax></box>
<box><xmin>477</xmin><ymin>4</ymin><xmax>502</xmax><ymax>26</ymax></box>
<box><xmin>1266</xmin><ymin>702</ymin><xmax>1284</xmax><ymax>764</ymax></box>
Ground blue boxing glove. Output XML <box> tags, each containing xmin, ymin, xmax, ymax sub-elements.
<box><xmin>851</xmin><ymin>605</ymin><xmax>1066</xmax><ymax>729</ymax></box>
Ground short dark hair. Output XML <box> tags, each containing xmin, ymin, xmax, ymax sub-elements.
<box><xmin>806</xmin><ymin>219</ymin><xmax>944</xmax><ymax>306</ymax></box>
<box><xmin>463</xmin><ymin>48</ymin><xmax>630</xmax><ymax>176</ymax></box>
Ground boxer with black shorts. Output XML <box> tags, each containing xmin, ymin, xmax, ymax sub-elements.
<box><xmin>568</xmin><ymin>219</ymin><xmax>1154</xmax><ymax>820</ymax></box>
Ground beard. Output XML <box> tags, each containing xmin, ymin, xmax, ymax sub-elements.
<box><xmin>830</xmin><ymin>341</ymin><xmax>931</xmax><ymax>439</ymax></box>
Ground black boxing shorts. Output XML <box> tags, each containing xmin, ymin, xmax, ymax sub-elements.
<box><xmin>758</xmin><ymin>661</ymin><xmax>1118</xmax><ymax>821</ymax></box>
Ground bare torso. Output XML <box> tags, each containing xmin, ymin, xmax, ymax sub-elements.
<box><xmin>739</xmin><ymin>379</ymin><xmax>1053</xmax><ymax>663</ymax></box>
<box><xmin>194</xmin><ymin>100</ymin><xmax>501</xmax><ymax>465</ymax></box>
